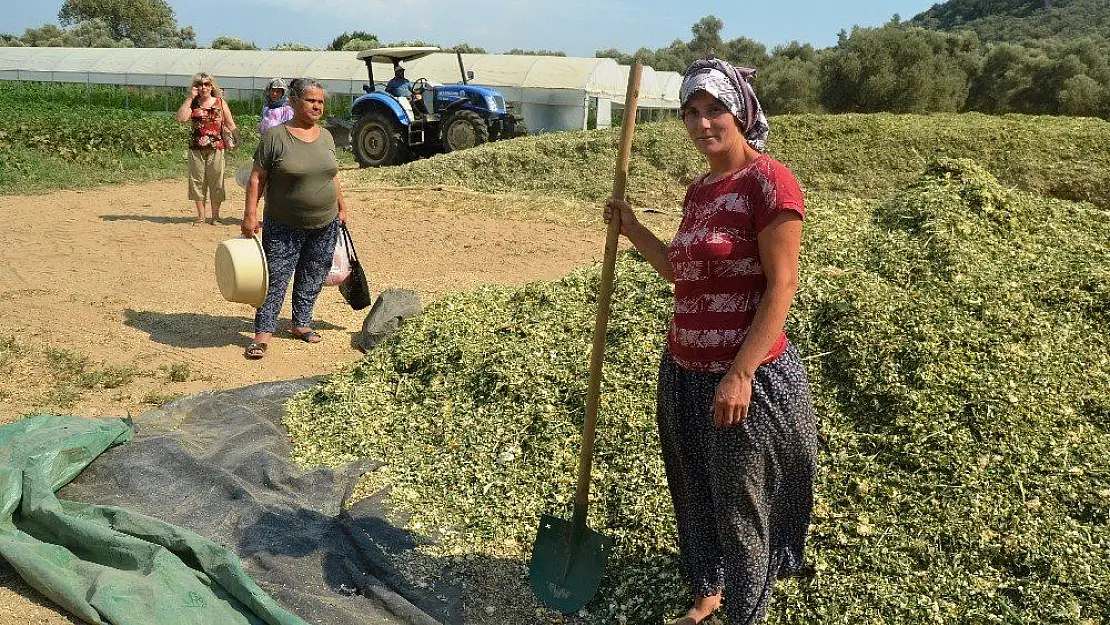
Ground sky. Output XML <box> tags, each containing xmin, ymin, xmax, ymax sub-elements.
<box><xmin>1</xmin><ymin>1</ymin><xmax>941</xmax><ymax>56</ymax></box>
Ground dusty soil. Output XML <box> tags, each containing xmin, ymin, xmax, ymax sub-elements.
<box><xmin>0</xmin><ymin>171</ymin><xmax>676</xmax><ymax>624</ymax></box>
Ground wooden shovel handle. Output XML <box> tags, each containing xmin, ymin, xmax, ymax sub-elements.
<box><xmin>574</xmin><ymin>64</ymin><xmax>643</xmax><ymax>519</ymax></box>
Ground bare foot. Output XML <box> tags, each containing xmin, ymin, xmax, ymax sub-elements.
<box><xmin>681</xmin><ymin>593</ymin><xmax>722</xmax><ymax>624</ymax></box>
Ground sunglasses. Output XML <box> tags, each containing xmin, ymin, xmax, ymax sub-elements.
<box><xmin>196</xmin><ymin>82</ymin><xmax>212</xmax><ymax>87</ymax></box>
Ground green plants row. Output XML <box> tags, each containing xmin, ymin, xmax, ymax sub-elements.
<box><xmin>0</xmin><ymin>99</ymin><xmax>261</xmax><ymax>194</ymax></box>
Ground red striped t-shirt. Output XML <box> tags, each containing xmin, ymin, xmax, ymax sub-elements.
<box><xmin>666</xmin><ymin>155</ymin><xmax>805</xmax><ymax>372</ymax></box>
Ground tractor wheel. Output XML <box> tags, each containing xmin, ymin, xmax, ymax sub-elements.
<box><xmin>352</xmin><ymin>111</ymin><xmax>405</xmax><ymax>167</ymax></box>
<box><xmin>441</xmin><ymin>110</ymin><xmax>490</xmax><ymax>153</ymax></box>
<box><xmin>510</xmin><ymin>119</ymin><xmax>528</xmax><ymax>138</ymax></box>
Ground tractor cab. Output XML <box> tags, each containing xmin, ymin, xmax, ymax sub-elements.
<box><xmin>356</xmin><ymin>47</ymin><xmax>443</xmax><ymax>116</ymax></box>
<box><xmin>334</xmin><ymin>46</ymin><xmax>526</xmax><ymax>167</ymax></box>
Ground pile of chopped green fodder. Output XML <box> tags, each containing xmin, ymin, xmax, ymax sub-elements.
<box><xmin>365</xmin><ymin>113</ymin><xmax>1110</xmax><ymax>210</ymax></box>
<box><xmin>287</xmin><ymin>158</ymin><xmax>1110</xmax><ymax>624</ymax></box>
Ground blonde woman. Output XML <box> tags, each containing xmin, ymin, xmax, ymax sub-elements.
<box><xmin>176</xmin><ymin>72</ymin><xmax>237</xmax><ymax>225</ymax></box>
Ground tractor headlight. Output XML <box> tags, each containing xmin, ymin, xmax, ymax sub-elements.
<box><xmin>485</xmin><ymin>95</ymin><xmax>502</xmax><ymax>112</ymax></box>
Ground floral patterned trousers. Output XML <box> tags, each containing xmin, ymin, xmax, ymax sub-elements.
<box><xmin>657</xmin><ymin>344</ymin><xmax>818</xmax><ymax>624</ymax></box>
<box><xmin>254</xmin><ymin>218</ymin><xmax>339</xmax><ymax>334</ymax></box>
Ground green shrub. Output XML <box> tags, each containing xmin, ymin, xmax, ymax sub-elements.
<box><xmin>162</xmin><ymin>362</ymin><xmax>191</xmax><ymax>383</ymax></box>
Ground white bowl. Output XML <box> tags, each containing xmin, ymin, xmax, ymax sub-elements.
<box><xmin>215</xmin><ymin>236</ymin><xmax>268</xmax><ymax>308</ymax></box>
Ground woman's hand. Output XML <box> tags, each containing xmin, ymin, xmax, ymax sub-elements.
<box><xmin>602</xmin><ymin>197</ymin><xmax>675</xmax><ymax>283</ymax></box>
<box><xmin>189</xmin><ymin>85</ymin><xmax>199</xmax><ymax>99</ymax></box>
<box><xmin>714</xmin><ymin>371</ymin><xmax>753</xmax><ymax>428</ymax></box>
<box><xmin>176</xmin><ymin>91</ymin><xmax>195</xmax><ymax>123</ymax></box>
<box><xmin>603</xmin><ymin>198</ymin><xmax>641</xmax><ymax>237</ymax></box>
<box><xmin>241</xmin><ymin>214</ymin><xmax>260</xmax><ymax>238</ymax></box>
<box><xmin>334</xmin><ymin>178</ymin><xmax>347</xmax><ymax>226</ymax></box>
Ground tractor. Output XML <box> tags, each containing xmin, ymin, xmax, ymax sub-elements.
<box><xmin>328</xmin><ymin>47</ymin><xmax>527</xmax><ymax>167</ymax></box>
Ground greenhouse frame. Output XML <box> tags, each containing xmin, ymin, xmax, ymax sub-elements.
<box><xmin>0</xmin><ymin>47</ymin><xmax>681</xmax><ymax>133</ymax></box>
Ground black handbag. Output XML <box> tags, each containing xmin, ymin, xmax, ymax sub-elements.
<box><xmin>338</xmin><ymin>223</ymin><xmax>372</xmax><ymax>310</ymax></box>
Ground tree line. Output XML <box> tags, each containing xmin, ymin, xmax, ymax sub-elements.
<box><xmin>909</xmin><ymin>0</ymin><xmax>1106</xmax><ymax>44</ymax></box>
<box><xmin>2</xmin><ymin>1</ymin><xmax>1108</xmax><ymax>119</ymax></box>
<box><xmin>597</xmin><ymin>15</ymin><xmax>1110</xmax><ymax>119</ymax></box>
<box><xmin>0</xmin><ymin>1</ymin><xmax>559</xmax><ymax>56</ymax></box>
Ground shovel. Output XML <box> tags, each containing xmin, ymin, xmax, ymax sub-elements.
<box><xmin>529</xmin><ymin>63</ymin><xmax>644</xmax><ymax>614</ymax></box>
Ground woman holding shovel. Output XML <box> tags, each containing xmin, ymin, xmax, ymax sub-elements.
<box><xmin>605</xmin><ymin>59</ymin><xmax>818</xmax><ymax>624</ymax></box>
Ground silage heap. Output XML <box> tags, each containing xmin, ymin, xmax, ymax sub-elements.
<box><xmin>369</xmin><ymin>113</ymin><xmax>1110</xmax><ymax>211</ymax></box>
<box><xmin>286</xmin><ymin>159</ymin><xmax>1110</xmax><ymax>624</ymax></box>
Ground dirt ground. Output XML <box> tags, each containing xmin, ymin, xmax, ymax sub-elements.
<box><xmin>0</xmin><ymin>170</ymin><xmax>676</xmax><ymax>624</ymax></box>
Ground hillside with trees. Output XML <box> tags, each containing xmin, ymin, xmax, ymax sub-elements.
<box><xmin>910</xmin><ymin>0</ymin><xmax>1110</xmax><ymax>43</ymax></box>
<box><xmin>591</xmin><ymin>4</ymin><xmax>1110</xmax><ymax>119</ymax></box>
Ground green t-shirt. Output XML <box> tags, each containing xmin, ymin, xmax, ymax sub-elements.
<box><xmin>254</xmin><ymin>125</ymin><xmax>339</xmax><ymax>229</ymax></box>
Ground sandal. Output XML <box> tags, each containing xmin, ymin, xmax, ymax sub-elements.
<box><xmin>244</xmin><ymin>342</ymin><xmax>268</xmax><ymax>359</ymax></box>
<box><xmin>291</xmin><ymin>330</ymin><xmax>322</xmax><ymax>343</ymax></box>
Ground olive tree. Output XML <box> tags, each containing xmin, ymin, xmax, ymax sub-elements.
<box><xmin>58</xmin><ymin>0</ymin><xmax>193</xmax><ymax>47</ymax></box>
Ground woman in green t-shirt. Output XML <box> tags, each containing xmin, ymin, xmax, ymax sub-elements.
<box><xmin>241</xmin><ymin>78</ymin><xmax>349</xmax><ymax>359</ymax></box>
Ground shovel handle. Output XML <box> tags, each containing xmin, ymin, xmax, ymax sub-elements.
<box><xmin>574</xmin><ymin>64</ymin><xmax>643</xmax><ymax>518</ymax></box>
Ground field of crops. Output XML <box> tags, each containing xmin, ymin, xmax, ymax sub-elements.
<box><xmin>288</xmin><ymin>122</ymin><xmax>1110</xmax><ymax>623</ymax></box>
<box><xmin>0</xmin><ymin>81</ymin><xmax>293</xmax><ymax>117</ymax></box>
<box><xmin>0</xmin><ymin>85</ymin><xmax>263</xmax><ymax>194</ymax></box>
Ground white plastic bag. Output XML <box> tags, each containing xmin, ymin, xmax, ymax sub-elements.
<box><xmin>324</xmin><ymin>229</ymin><xmax>351</xmax><ymax>286</ymax></box>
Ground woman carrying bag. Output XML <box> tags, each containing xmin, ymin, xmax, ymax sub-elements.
<box><xmin>241</xmin><ymin>78</ymin><xmax>349</xmax><ymax>359</ymax></box>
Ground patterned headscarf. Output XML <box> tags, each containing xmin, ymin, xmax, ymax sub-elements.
<box><xmin>680</xmin><ymin>58</ymin><xmax>770</xmax><ymax>153</ymax></box>
<box><xmin>264</xmin><ymin>77</ymin><xmax>288</xmax><ymax>109</ymax></box>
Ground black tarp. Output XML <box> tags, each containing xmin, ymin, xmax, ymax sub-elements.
<box><xmin>55</xmin><ymin>379</ymin><xmax>461</xmax><ymax>625</ymax></box>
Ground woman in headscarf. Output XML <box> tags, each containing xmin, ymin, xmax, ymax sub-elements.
<box><xmin>605</xmin><ymin>58</ymin><xmax>818</xmax><ymax>624</ymax></box>
<box><xmin>259</xmin><ymin>77</ymin><xmax>294</xmax><ymax>135</ymax></box>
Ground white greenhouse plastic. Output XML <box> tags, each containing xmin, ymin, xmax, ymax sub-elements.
<box><xmin>0</xmin><ymin>47</ymin><xmax>680</xmax><ymax>133</ymax></box>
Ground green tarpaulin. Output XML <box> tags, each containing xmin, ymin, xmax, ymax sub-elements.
<box><xmin>0</xmin><ymin>414</ymin><xmax>309</xmax><ymax>625</ymax></box>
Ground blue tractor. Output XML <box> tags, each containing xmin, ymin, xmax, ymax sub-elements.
<box><xmin>331</xmin><ymin>47</ymin><xmax>526</xmax><ymax>167</ymax></box>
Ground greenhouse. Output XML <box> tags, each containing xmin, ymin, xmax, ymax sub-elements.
<box><xmin>0</xmin><ymin>47</ymin><xmax>680</xmax><ymax>133</ymax></box>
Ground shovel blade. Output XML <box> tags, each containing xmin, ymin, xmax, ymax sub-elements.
<box><xmin>529</xmin><ymin>514</ymin><xmax>612</xmax><ymax>614</ymax></box>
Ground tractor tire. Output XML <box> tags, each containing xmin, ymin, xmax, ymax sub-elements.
<box><xmin>352</xmin><ymin>111</ymin><xmax>405</xmax><ymax>167</ymax></box>
<box><xmin>441</xmin><ymin>110</ymin><xmax>490</xmax><ymax>153</ymax></box>
<box><xmin>510</xmin><ymin>119</ymin><xmax>528</xmax><ymax>138</ymax></box>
